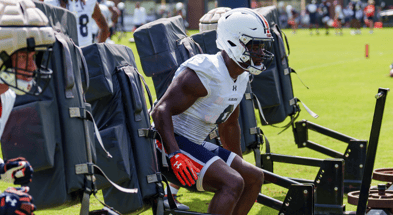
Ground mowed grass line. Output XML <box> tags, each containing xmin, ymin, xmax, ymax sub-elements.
<box><xmin>1</xmin><ymin>27</ymin><xmax>391</xmax><ymax>214</ymax></box>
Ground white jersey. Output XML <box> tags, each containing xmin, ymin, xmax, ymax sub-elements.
<box><xmin>99</xmin><ymin>3</ymin><xmax>112</xmax><ymax>28</ymax></box>
<box><xmin>172</xmin><ymin>53</ymin><xmax>249</xmax><ymax>145</ymax></box>
<box><xmin>335</xmin><ymin>5</ymin><xmax>344</xmax><ymax>19</ymax></box>
<box><xmin>44</xmin><ymin>0</ymin><xmax>97</xmax><ymax>47</ymax></box>
<box><xmin>307</xmin><ymin>4</ymin><xmax>318</xmax><ymax>13</ymax></box>
<box><xmin>0</xmin><ymin>89</ymin><xmax>16</xmax><ymax>139</ymax></box>
<box><xmin>133</xmin><ymin>7</ymin><xmax>147</xmax><ymax>25</ymax></box>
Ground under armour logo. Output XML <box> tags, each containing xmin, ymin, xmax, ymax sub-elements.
<box><xmin>6</xmin><ymin>196</ymin><xmax>17</xmax><ymax>207</ymax></box>
<box><xmin>233</xmin><ymin>85</ymin><xmax>237</xmax><ymax>91</ymax></box>
<box><xmin>173</xmin><ymin>161</ymin><xmax>182</xmax><ymax>169</ymax></box>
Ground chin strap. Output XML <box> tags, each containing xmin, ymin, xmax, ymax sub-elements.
<box><xmin>0</xmin><ymin>71</ymin><xmax>33</xmax><ymax>95</ymax></box>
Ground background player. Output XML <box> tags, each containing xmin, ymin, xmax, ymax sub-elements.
<box><xmin>320</xmin><ymin>0</ymin><xmax>331</xmax><ymax>35</ymax></box>
<box><xmin>0</xmin><ymin>0</ymin><xmax>56</xmax><ymax>213</ymax></box>
<box><xmin>307</xmin><ymin>0</ymin><xmax>320</xmax><ymax>35</ymax></box>
<box><xmin>364</xmin><ymin>0</ymin><xmax>376</xmax><ymax>34</ymax></box>
<box><xmin>43</xmin><ymin>0</ymin><xmax>109</xmax><ymax>46</ymax></box>
<box><xmin>334</xmin><ymin>0</ymin><xmax>344</xmax><ymax>35</ymax></box>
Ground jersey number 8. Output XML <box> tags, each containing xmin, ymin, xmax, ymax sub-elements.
<box><xmin>79</xmin><ymin>14</ymin><xmax>89</xmax><ymax>37</ymax></box>
<box><xmin>215</xmin><ymin>105</ymin><xmax>234</xmax><ymax>124</ymax></box>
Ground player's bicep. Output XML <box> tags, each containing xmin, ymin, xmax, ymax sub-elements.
<box><xmin>156</xmin><ymin>68</ymin><xmax>208</xmax><ymax>116</ymax></box>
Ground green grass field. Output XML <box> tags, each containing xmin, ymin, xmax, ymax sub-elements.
<box><xmin>3</xmin><ymin>27</ymin><xmax>393</xmax><ymax>214</ymax></box>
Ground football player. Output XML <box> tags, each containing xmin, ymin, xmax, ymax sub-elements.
<box><xmin>152</xmin><ymin>8</ymin><xmax>273</xmax><ymax>215</ymax></box>
<box><xmin>320</xmin><ymin>0</ymin><xmax>331</xmax><ymax>35</ymax></box>
<box><xmin>334</xmin><ymin>0</ymin><xmax>344</xmax><ymax>35</ymax></box>
<box><xmin>0</xmin><ymin>0</ymin><xmax>56</xmax><ymax>213</ymax></box>
<box><xmin>364</xmin><ymin>0</ymin><xmax>375</xmax><ymax>34</ymax></box>
<box><xmin>43</xmin><ymin>0</ymin><xmax>110</xmax><ymax>46</ymax></box>
<box><xmin>307</xmin><ymin>0</ymin><xmax>320</xmax><ymax>35</ymax></box>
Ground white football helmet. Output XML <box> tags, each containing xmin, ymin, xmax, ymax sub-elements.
<box><xmin>175</xmin><ymin>2</ymin><xmax>184</xmax><ymax>11</ymax></box>
<box><xmin>0</xmin><ymin>0</ymin><xmax>55</xmax><ymax>95</ymax></box>
<box><xmin>117</xmin><ymin>2</ymin><xmax>125</xmax><ymax>10</ymax></box>
<box><xmin>216</xmin><ymin>8</ymin><xmax>274</xmax><ymax>75</ymax></box>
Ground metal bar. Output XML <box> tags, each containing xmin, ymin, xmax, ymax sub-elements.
<box><xmin>314</xmin><ymin>159</ymin><xmax>345</xmax><ymax>214</ymax></box>
<box><xmin>164</xmin><ymin>210</ymin><xmax>212</xmax><ymax>215</ymax></box>
<box><xmin>287</xmin><ymin>177</ymin><xmax>314</xmax><ymax>184</ymax></box>
<box><xmin>356</xmin><ymin>88</ymin><xmax>389</xmax><ymax>215</ymax></box>
<box><xmin>280</xmin><ymin>184</ymin><xmax>315</xmax><ymax>215</ymax></box>
<box><xmin>268</xmin><ymin>153</ymin><xmax>324</xmax><ymax>167</ymax></box>
<box><xmin>263</xmin><ymin>169</ymin><xmax>302</xmax><ymax>189</ymax></box>
<box><xmin>307</xmin><ymin>121</ymin><xmax>358</xmax><ymax>143</ymax></box>
<box><xmin>343</xmin><ymin>140</ymin><xmax>368</xmax><ymax>193</ymax></box>
<box><xmin>256</xmin><ymin>193</ymin><xmax>283</xmax><ymax>211</ymax></box>
<box><xmin>306</xmin><ymin>140</ymin><xmax>344</xmax><ymax>158</ymax></box>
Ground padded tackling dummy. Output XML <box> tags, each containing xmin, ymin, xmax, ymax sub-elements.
<box><xmin>251</xmin><ymin>6</ymin><xmax>298</xmax><ymax>125</ymax></box>
<box><xmin>191</xmin><ymin>30</ymin><xmax>220</xmax><ymax>55</ymax></box>
<box><xmin>134</xmin><ymin>15</ymin><xmax>203</xmax><ymax>100</ymax></box>
<box><xmin>82</xmin><ymin>43</ymin><xmax>160</xmax><ymax>214</ymax></box>
<box><xmin>1</xmin><ymin>30</ymin><xmax>95</xmax><ymax>209</ymax></box>
<box><xmin>34</xmin><ymin>1</ymin><xmax>79</xmax><ymax>45</ymax></box>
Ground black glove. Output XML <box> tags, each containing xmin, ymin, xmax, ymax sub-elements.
<box><xmin>0</xmin><ymin>157</ymin><xmax>33</xmax><ymax>185</ymax></box>
<box><xmin>0</xmin><ymin>187</ymin><xmax>36</xmax><ymax>215</ymax></box>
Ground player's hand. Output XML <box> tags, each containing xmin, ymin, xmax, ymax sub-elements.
<box><xmin>0</xmin><ymin>157</ymin><xmax>33</xmax><ymax>185</ymax></box>
<box><xmin>169</xmin><ymin>152</ymin><xmax>200</xmax><ymax>186</ymax></box>
<box><xmin>0</xmin><ymin>187</ymin><xmax>36</xmax><ymax>215</ymax></box>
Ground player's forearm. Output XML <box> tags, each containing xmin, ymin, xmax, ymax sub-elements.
<box><xmin>151</xmin><ymin>107</ymin><xmax>180</xmax><ymax>154</ymax></box>
<box><xmin>97</xmin><ymin>27</ymin><xmax>109</xmax><ymax>43</ymax></box>
<box><xmin>219</xmin><ymin>122</ymin><xmax>242</xmax><ymax>158</ymax></box>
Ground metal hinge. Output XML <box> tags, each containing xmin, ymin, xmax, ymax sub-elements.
<box><xmin>245</xmin><ymin>93</ymin><xmax>252</xmax><ymax>100</ymax></box>
<box><xmin>284</xmin><ymin>68</ymin><xmax>290</xmax><ymax>75</ymax></box>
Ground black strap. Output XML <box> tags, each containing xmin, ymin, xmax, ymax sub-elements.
<box><xmin>161</xmin><ymin>175</ymin><xmax>178</xmax><ymax>210</ymax></box>
<box><xmin>290</xmin><ymin>68</ymin><xmax>309</xmax><ymax>89</ymax></box>
<box><xmin>254</xmin><ymin>147</ymin><xmax>262</xmax><ymax>168</ymax></box>
<box><xmin>275</xmin><ymin>24</ymin><xmax>290</xmax><ymax>57</ymax></box>
<box><xmin>55</xmin><ymin>33</ymin><xmax>75</xmax><ymax>98</ymax></box>
<box><xmin>131</xmin><ymin>66</ymin><xmax>154</xmax><ymax>113</ymax></box>
<box><xmin>179</xmin><ymin>37</ymin><xmax>204</xmax><ymax>58</ymax></box>
<box><xmin>248</xmin><ymin>92</ymin><xmax>271</xmax><ymax>153</ymax></box>
<box><xmin>252</xmin><ymin>92</ymin><xmax>268</xmax><ymax>125</ymax></box>
<box><xmin>80</xmin><ymin>191</ymin><xmax>90</xmax><ymax>215</ymax></box>
<box><xmin>92</xmin><ymin>164</ymin><xmax>138</xmax><ymax>193</ymax></box>
<box><xmin>74</xmin><ymin>43</ymin><xmax>90</xmax><ymax>92</ymax></box>
<box><xmin>68</xmin><ymin>108</ymin><xmax>113</xmax><ymax>164</ymax></box>
<box><xmin>92</xmin><ymin>193</ymin><xmax>122</xmax><ymax>215</ymax></box>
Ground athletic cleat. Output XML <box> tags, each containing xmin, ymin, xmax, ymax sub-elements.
<box><xmin>163</xmin><ymin>194</ymin><xmax>190</xmax><ymax>211</ymax></box>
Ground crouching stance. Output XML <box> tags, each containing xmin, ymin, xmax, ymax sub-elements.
<box><xmin>152</xmin><ymin>8</ymin><xmax>274</xmax><ymax>215</ymax></box>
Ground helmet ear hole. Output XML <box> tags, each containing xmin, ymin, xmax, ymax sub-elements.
<box><xmin>227</xmin><ymin>40</ymin><xmax>236</xmax><ymax>47</ymax></box>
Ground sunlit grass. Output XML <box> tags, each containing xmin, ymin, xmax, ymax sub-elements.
<box><xmin>3</xmin><ymin>27</ymin><xmax>391</xmax><ymax>214</ymax></box>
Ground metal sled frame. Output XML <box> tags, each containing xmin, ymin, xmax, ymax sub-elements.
<box><xmin>158</xmin><ymin>182</ymin><xmax>314</xmax><ymax>215</ymax></box>
<box><xmin>292</xmin><ymin>117</ymin><xmax>367</xmax><ymax>193</ymax></box>
<box><xmin>257</xmin><ymin>88</ymin><xmax>389</xmax><ymax>215</ymax></box>
<box><xmin>261</xmin><ymin>155</ymin><xmax>346</xmax><ymax>214</ymax></box>
<box><xmin>342</xmin><ymin>88</ymin><xmax>390</xmax><ymax>215</ymax></box>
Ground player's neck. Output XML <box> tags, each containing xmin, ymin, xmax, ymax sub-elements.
<box><xmin>0</xmin><ymin>84</ymin><xmax>9</xmax><ymax>95</ymax></box>
<box><xmin>221</xmin><ymin>51</ymin><xmax>245</xmax><ymax>79</ymax></box>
